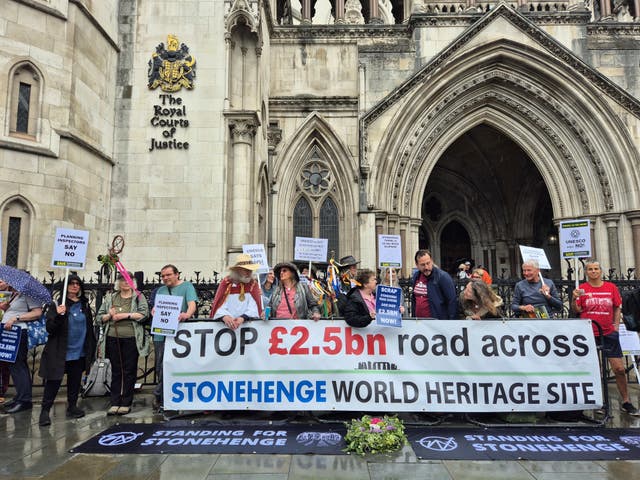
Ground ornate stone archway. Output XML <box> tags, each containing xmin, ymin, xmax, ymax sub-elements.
<box><xmin>363</xmin><ymin>20</ymin><xmax>640</xmax><ymax>272</ymax></box>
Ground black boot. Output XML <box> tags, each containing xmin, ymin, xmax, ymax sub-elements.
<box><xmin>39</xmin><ymin>408</ymin><xmax>51</xmax><ymax>426</ymax></box>
<box><xmin>66</xmin><ymin>405</ymin><xmax>85</xmax><ymax>418</ymax></box>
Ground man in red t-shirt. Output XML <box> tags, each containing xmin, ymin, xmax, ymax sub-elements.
<box><xmin>573</xmin><ymin>259</ymin><xmax>638</xmax><ymax>416</ymax></box>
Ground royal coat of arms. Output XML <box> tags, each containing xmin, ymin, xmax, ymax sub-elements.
<box><xmin>148</xmin><ymin>35</ymin><xmax>196</xmax><ymax>92</ymax></box>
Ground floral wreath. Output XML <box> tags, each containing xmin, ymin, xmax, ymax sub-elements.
<box><xmin>344</xmin><ymin>415</ymin><xmax>408</xmax><ymax>455</ymax></box>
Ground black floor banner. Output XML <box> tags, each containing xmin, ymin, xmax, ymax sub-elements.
<box><xmin>70</xmin><ymin>421</ymin><xmax>347</xmax><ymax>455</ymax></box>
<box><xmin>408</xmin><ymin>427</ymin><xmax>640</xmax><ymax>460</ymax></box>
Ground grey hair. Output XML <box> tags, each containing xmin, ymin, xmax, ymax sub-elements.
<box><xmin>522</xmin><ymin>260</ymin><xmax>539</xmax><ymax>269</ymax></box>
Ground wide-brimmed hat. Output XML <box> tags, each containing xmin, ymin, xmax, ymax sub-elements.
<box><xmin>273</xmin><ymin>262</ymin><xmax>300</xmax><ymax>282</ymax></box>
<box><xmin>339</xmin><ymin>255</ymin><xmax>359</xmax><ymax>268</ymax></box>
<box><xmin>227</xmin><ymin>253</ymin><xmax>261</xmax><ymax>272</ymax></box>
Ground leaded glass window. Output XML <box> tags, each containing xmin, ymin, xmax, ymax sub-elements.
<box><xmin>6</xmin><ymin>217</ymin><xmax>21</xmax><ymax>267</ymax></box>
<box><xmin>17</xmin><ymin>82</ymin><xmax>31</xmax><ymax>133</ymax></box>
<box><xmin>293</xmin><ymin>197</ymin><xmax>313</xmax><ymax>242</ymax></box>
<box><xmin>319</xmin><ymin>197</ymin><xmax>339</xmax><ymax>259</ymax></box>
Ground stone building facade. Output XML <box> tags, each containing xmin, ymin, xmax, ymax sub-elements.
<box><xmin>1</xmin><ymin>0</ymin><xmax>640</xmax><ymax>280</ymax></box>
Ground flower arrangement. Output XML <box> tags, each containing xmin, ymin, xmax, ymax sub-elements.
<box><xmin>344</xmin><ymin>415</ymin><xmax>408</xmax><ymax>455</ymax></box>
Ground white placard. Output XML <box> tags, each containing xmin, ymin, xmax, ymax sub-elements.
<box><xmin>619</xmin><ymin>324</ymin><xmax>640</xmax><ymax>355</ymax></box>
<box><xmin>242</xmin><ymin>244</ymin><xmax>269</xmax><ymax>273</ymax></box>
<box><xmin>151</xmin><ymin>294</ymin><xmax>182</xmax><ymax>337</ymax></box>
<box><xmin>559</xmin><ymin>219</ymin><xmax>591</xmax><ymax>258</ymax></box>
<box><xmin>51</xmin><ymin>228</ymin><xmax>89</xmax><ymax>269</ymax></box>
<box><xmin>378</xmin><ymin>234</ymin><xmax>402</xmax><ymax>268</ymax></box>
<box><xmin>519</xmin><ymin>245</ymin><xmax>551</xmax><ymax>270</ymax></box>
<box><xmin>294</xmin><ymin>237</ymin><xmax>328</xmax><ymax>263</ymax></box>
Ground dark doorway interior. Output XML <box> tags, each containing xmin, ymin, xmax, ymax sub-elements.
<box><xmin>420</xmin><ymin>124</ymin><xmax>559</xmax><ymax>278</ymax></box>
<box><xmin>440</xmin><ymin>221</ymin><xmax>471</xmax><ymax>274</ymax></box>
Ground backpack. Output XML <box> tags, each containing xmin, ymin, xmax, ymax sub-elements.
<box><xmin>81</xmin><ymin>357</ymin><xmax>112</xmax><ymax>397</ymax></box>
<box><xmin>622</xmin><ymin>288</ymin><xmax>640</xmax><ymax>332</ymax></box>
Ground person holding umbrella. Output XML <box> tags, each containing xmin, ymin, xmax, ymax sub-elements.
<box><xmin>0</xmin><ymin>266</ymin><xmax>48</xmax><ymax>414</ymax></box>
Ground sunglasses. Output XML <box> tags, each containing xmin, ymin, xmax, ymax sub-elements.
<box><xmin>69</xmin><ymin>281</ymin><xmax>81</xmax><ymax>286</ymax></box>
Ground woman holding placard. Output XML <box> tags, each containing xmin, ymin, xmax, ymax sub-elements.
<box><xmin>38</xmin><ymin>275</ymin><xmax>95</xmax><ymax>426</ymax></box>
<box><xmin>97</xmin><ymin>272</ymin><xmax>149</xmax><ymax>416</ymax></box>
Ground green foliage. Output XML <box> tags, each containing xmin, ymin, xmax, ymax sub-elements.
<box><xmin>344</xmin><ymin>415</ymin><xmax>408</xmax><ymax>455</ymax></box>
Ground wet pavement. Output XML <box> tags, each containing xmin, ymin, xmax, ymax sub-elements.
<box><xmin>1</xmin><ymin>384</ymin><xmax>639</xmax><ymax>480</ymax></box>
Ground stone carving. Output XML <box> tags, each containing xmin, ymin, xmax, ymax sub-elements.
<box><xmin>148</xmin><ymin>35</ymin><xmax>196</xmax><ymax>92</ymax></box>
<box><xmin>300</xmin><ymin>161</ymin><xmax>333</xmax><ymax>196</ymax></box>
<box><xmin>225</xmin><ymin>0</ymin><xmax>260</xmax><ymax>33</ymax></box>
<box><xmin>344</xmin><ymin>0</ymin><xmax>365</xmax><ymax>24</ymax></box>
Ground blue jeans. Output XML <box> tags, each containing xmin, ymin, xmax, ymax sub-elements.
<box><xmin>8</xmin><ymin>330</ymin><xmax>32</xmax><ymax>403</ymax></box>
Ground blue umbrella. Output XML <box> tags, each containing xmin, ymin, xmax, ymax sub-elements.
<box><xmin>0</xmin><ymin>265</ymin><xmax>52</xmax><ymax>305</ymax></box>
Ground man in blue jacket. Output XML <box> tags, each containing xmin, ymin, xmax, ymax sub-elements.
<box><xmin>411</xmin><ymin>249</ymin><xmax>457</xmax><ymax>319</ymax></box>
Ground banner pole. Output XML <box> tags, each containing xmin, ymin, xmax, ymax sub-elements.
<box><xmin>61</xmin><ymin>267</ymin><xmax>70</xmax><ymax>305</ymax></box>
<box><xmin>574</xmin><ymin>257</ymin><xmax>579</xmax><ymax>290</ymax></box>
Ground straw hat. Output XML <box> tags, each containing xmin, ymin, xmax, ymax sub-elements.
<box><xmin>227</xmin><ymin>253</ymin><xmax>261</xmax><ymax>271</ymax></box>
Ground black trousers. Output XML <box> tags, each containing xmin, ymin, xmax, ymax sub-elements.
<box><xmin>41</xmin><ymin>357</ymin><xmax>85</xmax><ymax>410</ymax></box>
<box><xmin>106</xmin><ymin>336</ymin><xmax>139</xmax><ymax>407</ymax></box>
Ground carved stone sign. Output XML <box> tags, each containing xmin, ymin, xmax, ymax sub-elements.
<box><xmin>149</xmin><ymin>94</ymin><xmax>189</xmax><ymax>151</ymax></box>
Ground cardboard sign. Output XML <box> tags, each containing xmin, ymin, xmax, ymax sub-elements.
<box><xmin>0</xmin><ymin>325</ymin><xmax>22</xmax><ymax>363</ymax></box>
<box><xmin>619</xmin><ymin>324</ymin><xmax>640</xmax><ymax>355</ymax></box>
<box><xmin>559</xmin><ymin>219</ymin><xmax>591</xmax><ymax>258</ymax></box>
<box><xmin>151</xmin><ymin>294</ymin><xmax>182</xmax><ymax>337</ymax></box>
<box><xmin>51</xmin><ymin>228</ymin><xmax>89</xmax><ymax>268</ymax></box>
<box><xmin>242</xmin><ymin>244</ymin><xmax>269</xmax><ymax>273</ymax></box>
<box><xmin>375</xmin><ymin>285</ymin><xmax>402</xmax><ymax>327</ymax></box>
<box><xmin>519</xmin><ymin>245</ymin><xmax>551</xmax><ymax>269</ymax></box>
<box><xmin>378</xmin><ymin>235</ymin><xmax>402</xmax><ymax>268</ymax></box>
<box><xmin>294</xmin><ymin>237</ymin><xmax>328</xmax><ymax>263</ymax></box>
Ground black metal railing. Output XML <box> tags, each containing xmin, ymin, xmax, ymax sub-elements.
<box><xmin>19</xmin><ymin>270</ymin><xmax>640</xmax><ymax>388</ymax></box>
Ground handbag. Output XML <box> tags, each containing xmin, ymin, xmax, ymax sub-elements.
<box><xmin>81</xmin><ymin>326</ymin><xmax>112</xmax><ymax>397</ymax></box>
<box><xmin>81</xmin><ymin>357</ymin><xmax>112</xmax><ymax>397</ymax></box>
<box><xmin>26</xmin><ymin>306</ymin><xmax>50</xmax><ymax>350</ymax></box>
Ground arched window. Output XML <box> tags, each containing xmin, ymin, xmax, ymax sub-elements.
<box><xmin>9</xmin><ymin>63</ymin><xmax>41</xmax><ymax>139</ymax></box>
<box><xmin>319</xmin><ymin>197</ymin><xmax>339</xmax><ymax>259</ymax></box>
<box><xmin>293</xmin><ymin>196</ymin><xmax>313</xmax><ymax>241</ymax></box>
<box><xmin>1</xmin><ymin>198</ymin><xmax>32</xmax><ymax>269</ymax></box>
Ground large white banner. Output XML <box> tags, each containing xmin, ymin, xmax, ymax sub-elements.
<box><xmin>164</xmin><ymin>320</ymin><xmax>602</xmax><ymax>412</ymax></box>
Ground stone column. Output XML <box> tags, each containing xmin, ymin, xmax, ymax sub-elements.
<box><xmin>603</xmin><ymin>213</ymin><xmax>621</xmax><ymax>277</ymax></box>
<box><xmin>399</xmin><ymin>217</ymin><xmax>408</xmax><ymax>274</ymax></box>
<box><xmin>369</xmin><ymin>0</ymin><xmax>381</xmax><ymax>23</ymax></box>
<box><xmin>626</xmin><ymin>210</ymin><xmax>640</xmax><ymax>276</ymax></box>
<box><xmin>335</xmin><ymin>0</ymin><xmax>345</xmax><ymax>22</ymax></box>
<box><xmin>302</xmin><ymin>0</ymin><xmax>312</xmax><ymax>23</ymax></box>
<box><xmin>266</xmin><ymin>124</ymin><xmax>282</xmax><ymax>260</ymax></box>
<box><xmin>228</xmin><ymin>115</ymin><xmax>258</xmax><ymax>253</ymax></box>
<box><xmin>600</xmin><ymin>0</ymin><xmax>611</xmax><ymax>18</ymax></box>
<box><xmin>408</xmin><ymin>218</ymin><xmax>422</xmax><ymax>277</ymax></box>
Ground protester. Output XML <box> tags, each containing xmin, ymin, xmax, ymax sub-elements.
<box><xmin>411</xmin><ymin>249</ymin><xmax>457</xmax><ymax>319</ymax></box>
<box><xmin>344</xmin><ymin>269</ymin><xmax>378</xmax><ymax>328</ymax></box>
<box><xmin>37</xmin><ymin>275</ymin><xmax>95</xmax><ymax>426</ymax></box>
<box><xmin>0</xmin><ymin>279</ymin><xmax>13</xmax><ymax>404</ymax></box>
<box><xmin>380</xmin><ymin>267</ymin><xmax>405</xmax><ymax>315</ymax></box>
<box><xmin>260</xmin><ymin>268</ymin><xmax>276</xmax><ymax>306</ymax></box>
<box><xmin>471</xmin><ymin>267</ymin><xmax>492</xmax><ymax>285</ymax></box>
<box><xmin>152</xmin><ymin>265</ymin><xmax>197</xmax><ymax>412</ymax></box>
<box><xmin>459</xmin><ymin>280</ymin><xmax>504</xmax><ymax>319</ymax></box>
<box><xmin>573</xmin><ymin>259</ymin><xmax>639</xmax><ymax>416</ymax></box>
<box><xmin>338</xmin><ymin>255</ymin><xmax>360</xmax><ymax>292</ymax></box>
<box><xmin>269</xmin><ymin>262</ymin><xmax>320</xmax><ymax>320</ymax></box>
<box><xmin>96</xmin><ymin>272</ymin><xmax>149</xmax><ymax>416</ymax></box>
<box><xmin>511</xmin><ymin>260</ymin><xmax>562</xmax><ymax>317</ymax></box>
<box><xmin>0</xmin><ymin>280</ymin><xmax>42</xmax><ymax>414</ymax></box>
<box><xmin>210</xmin><ymin>254</ymin><xmax>263</xmax><ymax>328</ymax></box>
<box><xmin>457</xmin><ymin>263</ymin><xmax>469</xmax><ymax>280</ymax></box>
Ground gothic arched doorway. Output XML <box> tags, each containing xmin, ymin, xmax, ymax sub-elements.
<box><xmin>421</xmin><ymin>124</ymin><xmax>560</xmax><ymax>279</ymax></box>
